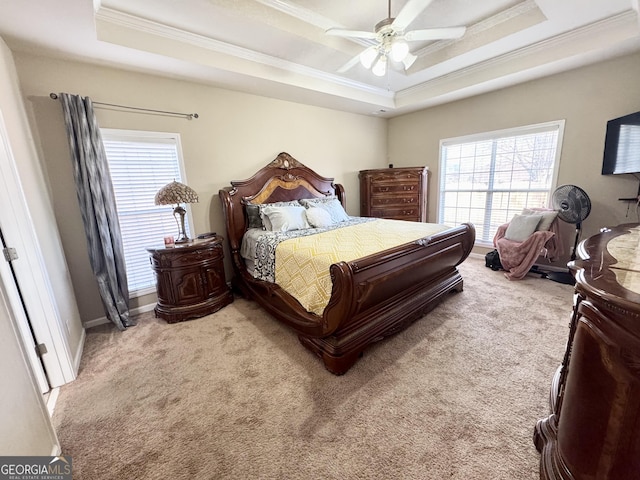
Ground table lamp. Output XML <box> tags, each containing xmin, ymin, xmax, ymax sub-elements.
<box><xmin>154</xmin><ymin>181</ymin><xmax>199</xmax><ymax>243</ymax></box>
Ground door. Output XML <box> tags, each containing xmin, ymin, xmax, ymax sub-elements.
<box><xmin>0</xmin><ymin>226</ymin><xmax>49</xmax><ymax>393</ymax></box>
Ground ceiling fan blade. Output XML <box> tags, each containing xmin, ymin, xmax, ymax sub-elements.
<box><xmin>392</xmin><ymin>0</ymin><xmax>436</xmax><ymax>31</ymax></box>
<box><xmin>404</xmin><ymin>26</ymin><xmax>466</xmax><ymax>41</ymax></box>
<box><xmin>325</xmin><ymin>28</ymin><xmax>377</xmax><ymax>39</ymax></box>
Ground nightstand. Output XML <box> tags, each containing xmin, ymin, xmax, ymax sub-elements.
<box><xmin>146</xmin><ymin>236</ymin><xmax>233</xmax><ymax>323</ymax></box>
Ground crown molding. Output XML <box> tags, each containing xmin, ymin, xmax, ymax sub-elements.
<box><xmin>95</xmin><ymin>7</ymin><xmax>393</xmax><ymax>102</ymax></box>
<box><xmin>253</xmin><ymin>0</ymin><xmax>337</xmax><ymax>31</ymax></box>
<box><xmin>416</xmin><ymin>0</ymin><xmax>543</xmax><ymax>57</ymax></box>
<box><xmin>397</xmin><ymin>9</ymin><xmax>640</xmax><ymax>105</ymax></box>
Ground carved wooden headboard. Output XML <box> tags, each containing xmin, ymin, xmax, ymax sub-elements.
<box><xmin>219</xmin><ymin>152</ymin><xmax>346</xmax><ymax>257</ymax></box>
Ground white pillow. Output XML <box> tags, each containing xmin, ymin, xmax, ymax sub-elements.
<box><xmin>305</xmin><ymin>198</ymin><xmax>349</xmax><ymax>223</ymax></box>
<box><xmin>261</xmin><ymin>205</ymin><xmax>310</xmax><ymax>232</ymax></box>
<box><xmin>248</xmin><ymin>200</ymin><xmax>301</xmax><ymax>230</ymax></box>
<box><xmin>305</xmin><ymin>205</ymin><xmax>333</xmax><ymax>228</ymax></box>
<box><xmin>521</xmin><ymin>208</ymin><xmax>558</xmax><ymax>231</ymax></box>
<box><xmin>504</xmin><ymin>214</ymin><xmax>542</xmax><ymax>242</ymax></box>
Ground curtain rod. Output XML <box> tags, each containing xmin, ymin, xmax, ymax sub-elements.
<box><xmin>49</xmin><ymin>93</ymin><xmax>199</xmax><ymax>120</ymax></box>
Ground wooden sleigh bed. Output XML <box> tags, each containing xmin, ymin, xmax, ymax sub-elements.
<box><xmin>219</xmin><ymin>152</ymin><xmax>475</xmax><ymax>374</ymax></box>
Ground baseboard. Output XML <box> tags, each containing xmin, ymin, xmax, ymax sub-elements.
<box><xmin>45</xmin><ymin>387</ymin><xmax>61</xmax><ymax>416</ymax></box>
<box><xmin>73</xmin><ymin>328</ymin><xmax>86</xmax><ymax>373</ymax></box>
<box><xmin>83</xmin><ymin>302</ymin><xmax>156</xmax><ymax>329</ymax></box>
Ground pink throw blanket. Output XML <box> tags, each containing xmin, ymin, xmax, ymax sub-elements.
<box><xmin>493</xmin><ymin>213</ymin><xmax>563</xmax><ymax>280</ymax></box>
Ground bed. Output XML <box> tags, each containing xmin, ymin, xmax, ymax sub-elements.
<box><xmin>219</xmin><ymin>152</ymin><xmax>475</xmax><ymax>374</ymax></box>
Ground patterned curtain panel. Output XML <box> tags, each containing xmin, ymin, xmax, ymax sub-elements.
<box><xmin>59</xmin><ymin>93</ymin><xmax>134</xmax><ymax>330</ymax></box>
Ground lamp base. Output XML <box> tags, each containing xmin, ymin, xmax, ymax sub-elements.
<box><xmin>173</xmin><ymin>206</ymin><xmax>190</xmax><ymax>244</ymax></box>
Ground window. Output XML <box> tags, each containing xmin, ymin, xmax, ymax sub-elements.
<box><xmin>439</xmin><ymin>121</ymin><xmax>563</xmax><ymax>245</ymax></box>
<box><xmin>101</xmin><ymin>129</ymin><xmax>191</xmax><ymax>296</ymax></box>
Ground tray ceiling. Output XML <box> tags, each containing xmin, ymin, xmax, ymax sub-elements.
<box><xmin>1</xmin><ymin>0</ymin><xmax>639</xmax><ymax>117</ymax></box>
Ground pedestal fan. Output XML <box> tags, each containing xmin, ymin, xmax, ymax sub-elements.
<box><xmin>547</xmin><ymin>184</ymin><xmax>592</xmax><ymax>285</ymax></box>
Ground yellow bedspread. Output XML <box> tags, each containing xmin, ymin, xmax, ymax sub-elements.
<box><xmin>275</xmin><ymin>219</ymin><xmax>450</xmax><ymax>315</ymax></box>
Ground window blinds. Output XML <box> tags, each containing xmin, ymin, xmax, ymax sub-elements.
<box><xmin>101</xmin><ymin>131</ymin><xmax>190</xmax><ymax>295</ymax></box>
<box><xmin>439</xmin><ymin>122</ymin><xmax>563</xmax><ymax>244</ymax></box>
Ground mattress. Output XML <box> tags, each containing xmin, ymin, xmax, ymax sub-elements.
<box><xmin>242</xmin><ymin>219</ymin><xmax>450</xmax><ymax>315</ymax></box>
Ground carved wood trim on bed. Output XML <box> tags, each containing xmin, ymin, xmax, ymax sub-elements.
<box><xmin>219</xmin><ymin>152</ymin><xmax>475</xmax><ymax>374</ymax></box>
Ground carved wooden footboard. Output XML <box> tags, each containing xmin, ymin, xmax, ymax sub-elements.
<box><xmin>219</xmin><ymin>152</ymin><xmax>475</xmax><ymax>374</ymax></box>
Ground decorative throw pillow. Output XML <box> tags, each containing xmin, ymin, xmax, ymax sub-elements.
<box><xmin>521</xmin><ymin>208</ymin><xmax>558</xmax><ymax>231</ymax></box>
<box><xmin>299</xmin><ymin>196</ymin><xmax>337</xmax><ymax>207</ymax></box>
<box><xmin>504</xmin><ymin>214</ymin><xmax>542</xmax><ymax>242</ymax></box>
<box><xmin>305</xmin><ymin>205</ymin><xmax>333</xmax><ymax>228</ymax></box>
<box><xmin>261</xmin><ymin>205</ymin><xmax>310</xmax><ymax>232</ymax></box>
<box><xmin>246</xmin><ymin>204</ymin><xmax>263</xmax><ymax>229</ymax></box>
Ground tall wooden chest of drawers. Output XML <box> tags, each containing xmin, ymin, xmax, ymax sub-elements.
<box><xmin>359</xmin><ymin>166</ymin><xmax>428</xmax><ymax>222</ymax></box>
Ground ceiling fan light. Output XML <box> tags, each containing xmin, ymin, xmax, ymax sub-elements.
<box><xmin>391</xmin><ymin>39</ymin><xmax>409</xmax><ymax>62</ymax></box>
<box><xmin>359</xmin><ymin>47</ymin><xmax>378</xmax><ymax>69</ymax></box>
<box><xmin>402</xmin><ymin>52</ymin><xmax>417</xmax><ymax>70</ymax></box>
<box><xmin>372</xmin><ymin>56</ymin><xmax>387</xmax><ymax>77</ymax></box>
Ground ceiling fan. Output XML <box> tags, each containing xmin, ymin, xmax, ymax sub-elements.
<box><xmin>326</xmin><ymin>0</ymin><xmax>466</xmax><ymax>76</ymax></box>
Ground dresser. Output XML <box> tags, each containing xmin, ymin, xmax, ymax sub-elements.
<box><xmin>534</xmin><ymin>223</ymin><xmax>640</xmax><ymax>479</ymax></box>
<box><xmin>359</xmin><ymin>166</ymin><xmax>428</xmax><ymax>222</ymax></box>
<box><xmin>147</xmin><ymin>236</ymin><xmax>233</xmax><ymax>323</ymax></box>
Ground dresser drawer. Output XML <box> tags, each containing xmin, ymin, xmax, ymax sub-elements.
<box><xmin>370</xmin><ymin>182</ymin><xmax>420</xmax><ymax>196</ymax></box>
<box><xmin>370</xmin><ymin>195</ymin><xmax>419</xmax><ymax>207</ymax></box>
<box><xmin>371</xmin><ymin>206</ymin><xmax>421</xmax><ymax>220</ymax></box>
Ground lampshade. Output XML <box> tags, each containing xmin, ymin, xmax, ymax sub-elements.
<box><xmin>359</xmin><ymin>46</ymin><xmax>379</xmax><ymax>69</ymax></box>
<box><xmin>391</xmin><ymin>39</ymin><xmax>409</xmax><ymax>62</ymax></box>
<box><xmin>155</xmin><ymin>181</ymin><xmax>199</xmax><ymax>243</ymax></box>
<box><xmin>372</xmin><ymin>55</ymin><xmax>387</xmax><ymax>77</ymax></box>
<box><xmin>154</xmin><ymin>181</ymin><xmax>199</xmax><ymax>206</ymax></box>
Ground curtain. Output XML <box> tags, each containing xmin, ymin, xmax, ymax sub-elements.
<box><xmin>59</xmin><ymin>93</ymin><xmax>135</xmax><ymax>330</ymax></box>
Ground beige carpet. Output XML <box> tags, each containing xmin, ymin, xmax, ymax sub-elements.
<box><xmin>52</xmin><ymin>257</ymin><xmax>573</xmax><ymax>479</ymax></box>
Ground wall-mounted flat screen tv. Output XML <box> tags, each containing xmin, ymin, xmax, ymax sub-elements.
<box><xmin>602</xmin><ymin>110</ymin><xmax>640</xmax><ymax>175</ymax></box>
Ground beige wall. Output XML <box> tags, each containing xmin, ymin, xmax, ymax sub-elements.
<box><xmin>14</xmin><ymin>53</ymin><xmax>387</xmax><ymax>324</ymax></box>
<box><xmin>389</xmin><ymin>51</ymin><xmax>640</xmax><ymax>260</ymax></box>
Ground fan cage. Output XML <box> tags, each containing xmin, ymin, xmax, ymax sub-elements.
<box><xmin>551</xmin><ymin>185</ymin><xmax>591</xmax><ymax>225</ymax></box>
